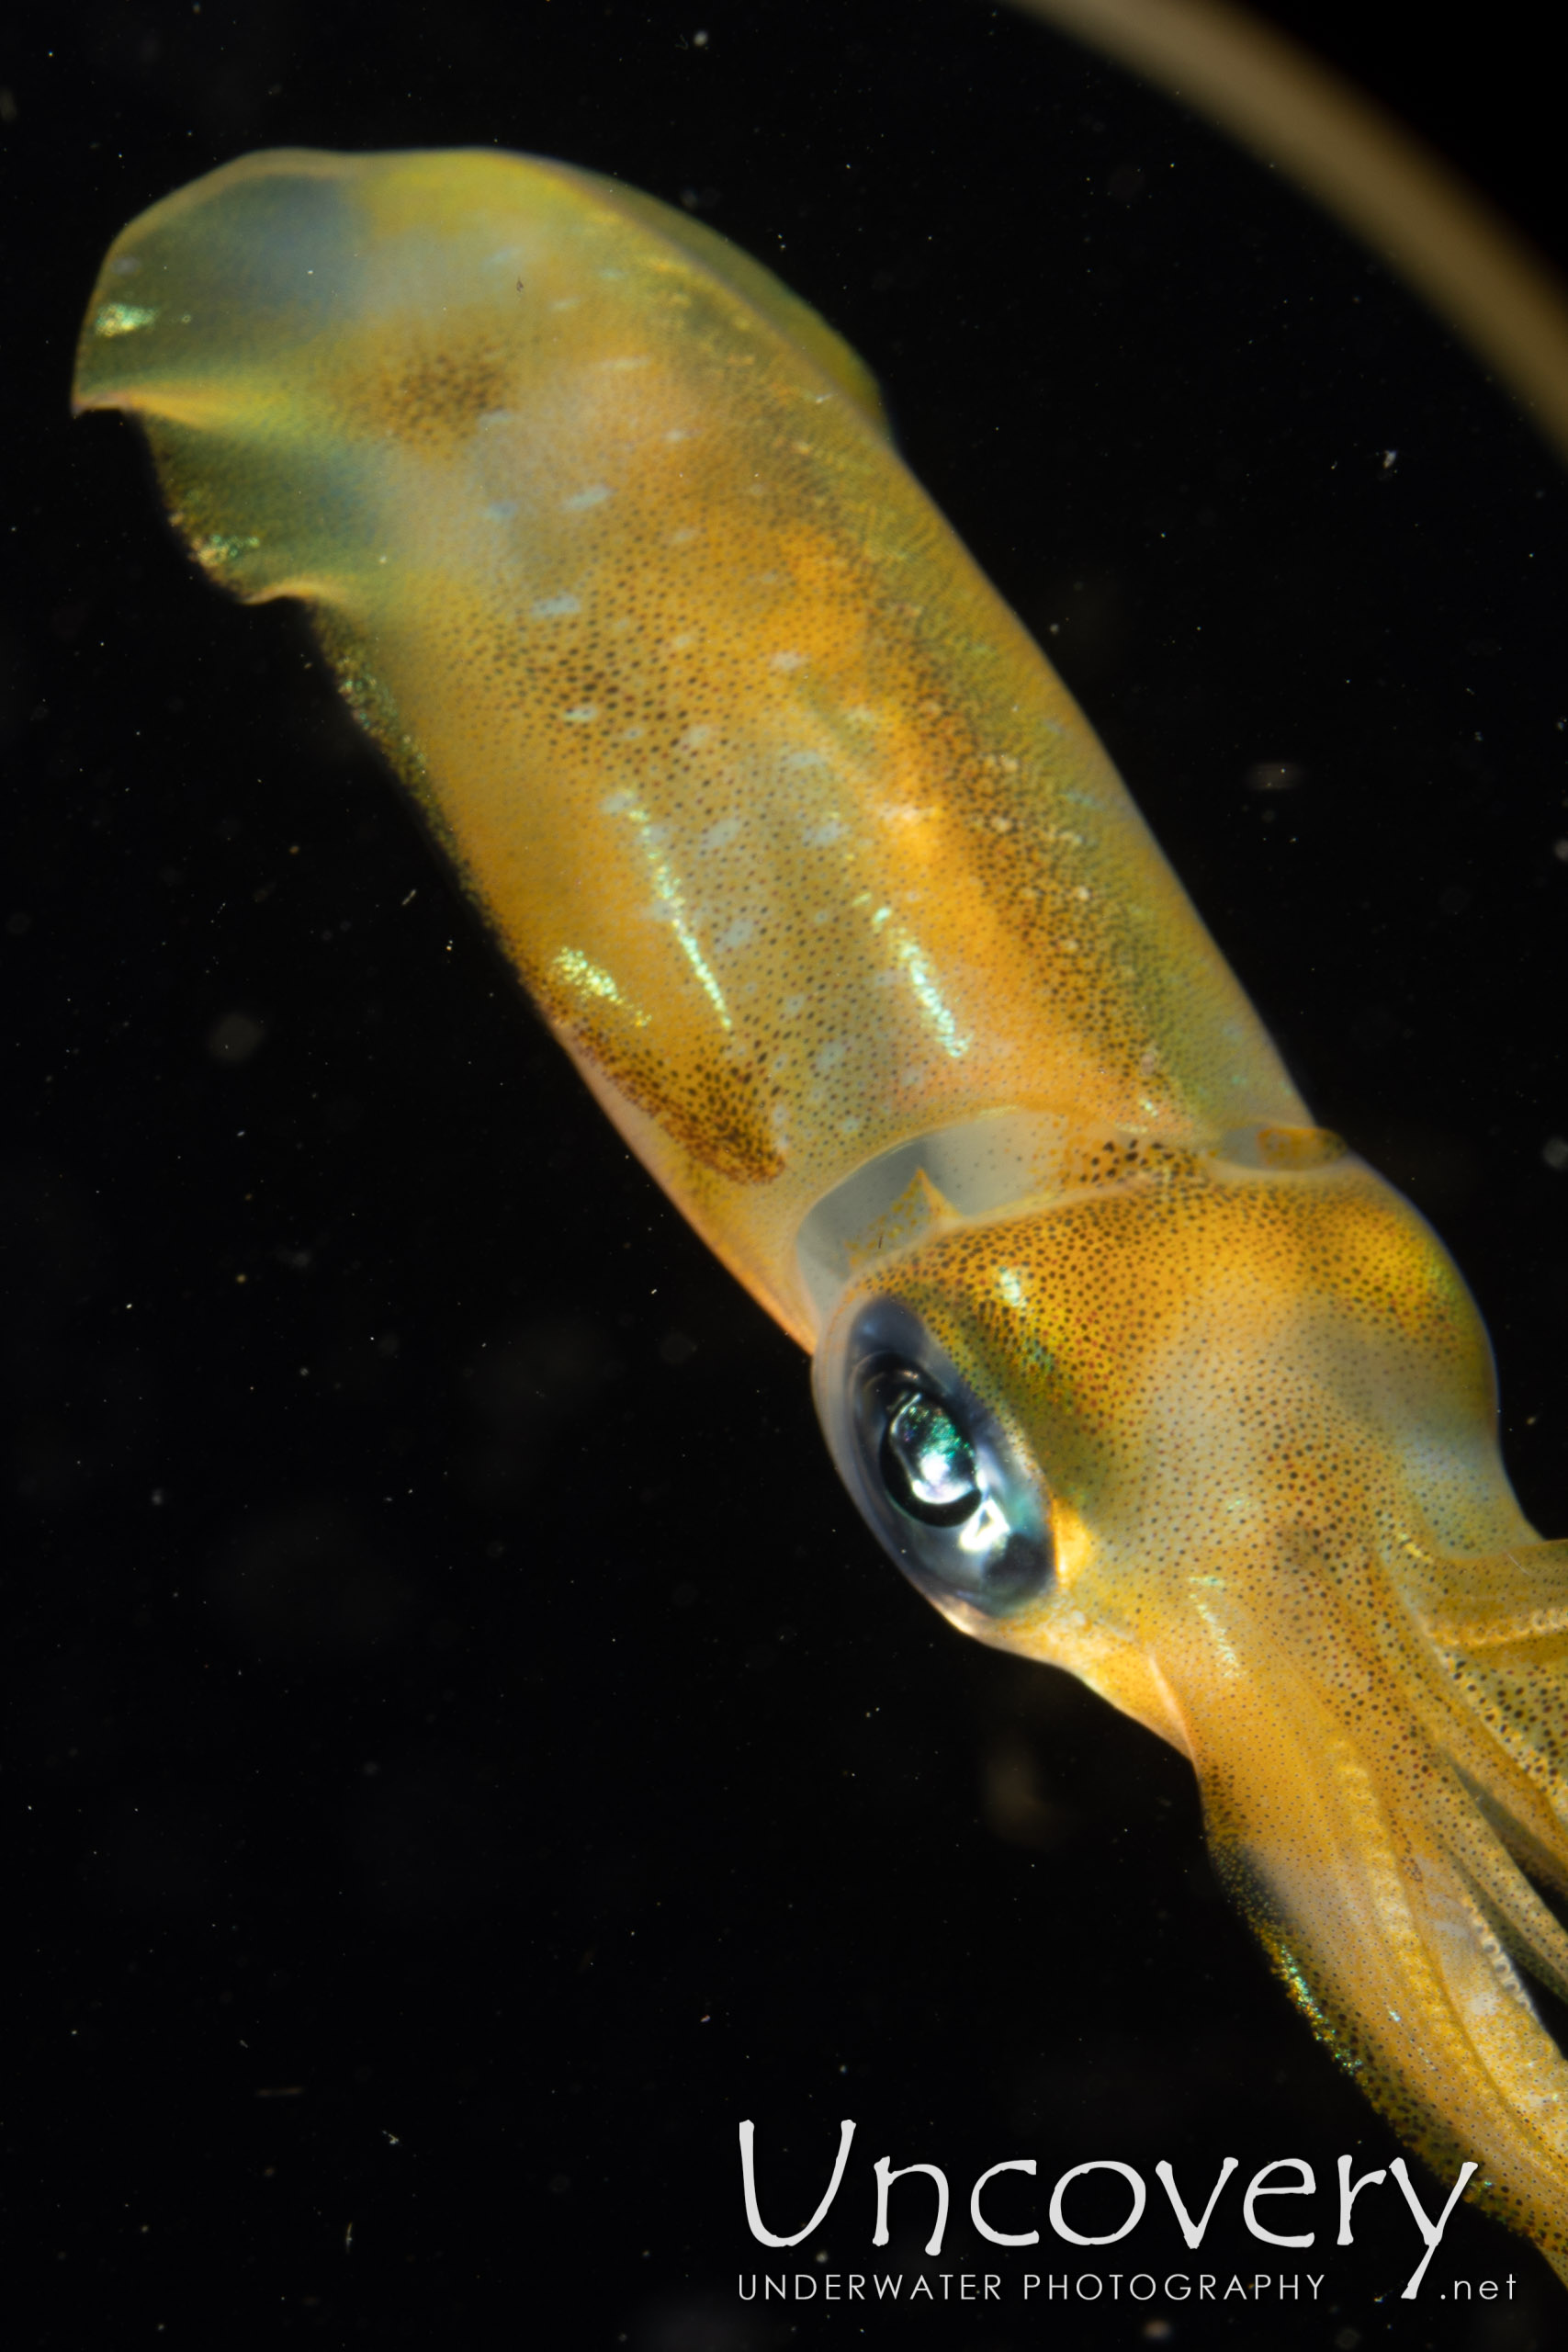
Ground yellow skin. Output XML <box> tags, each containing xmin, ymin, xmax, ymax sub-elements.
<box><xmin>75</xmin><ymin>149</ymin><xmax>1568</xmax><ymax>2278</ymax></box>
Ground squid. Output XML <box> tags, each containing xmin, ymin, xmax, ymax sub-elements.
<box><xmin>73</xmin><ymin>145</ymin><xmax>1568</xmax><ymax>2278</ymax></box>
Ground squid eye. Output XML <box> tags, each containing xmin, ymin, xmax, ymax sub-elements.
<box><xmin>880</xmin><ymin>1390</ymin><xmax>981</xmax><ymax>1526</ymax></box>
<box><xmin>815</xmin><ymin>1297</ymin><xmax>1054</xmax><ymax>1621</ymax></box>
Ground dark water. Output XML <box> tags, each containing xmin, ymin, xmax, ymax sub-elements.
<box><xmin>4</xmin><ymin>3</ymin><xmax>1566</xmax><ymax>2345</ymax></box>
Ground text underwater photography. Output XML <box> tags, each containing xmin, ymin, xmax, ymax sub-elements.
<box><xmin>5</xmin><ymin>0</ymin><xmax>1568</xmax><ymax>2346</ymax></box>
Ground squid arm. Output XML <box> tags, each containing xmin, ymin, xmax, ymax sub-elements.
<box><xmin>73</xmin><ymin>147</ymin><xmax>1568</xmax><ymax>2278</ymax></box>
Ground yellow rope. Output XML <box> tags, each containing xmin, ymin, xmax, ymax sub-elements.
<box><xmin>1011</xmin><ymin>0</ymin><xmax>1568</xmax><ymax>468</ymax></box>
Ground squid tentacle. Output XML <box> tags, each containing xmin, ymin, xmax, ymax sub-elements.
<box><xmin>1177</xmin><ymin>1542</ymin><xmax>1568</xmax><ymax>2278</ymax></box>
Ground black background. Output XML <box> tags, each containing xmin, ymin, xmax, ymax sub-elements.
<box><xmin>3</xmin><ymin>2</ymin><xmax>1566</xmax><ymax>2345</ymax></box>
